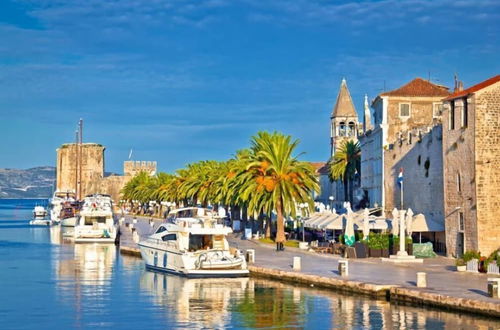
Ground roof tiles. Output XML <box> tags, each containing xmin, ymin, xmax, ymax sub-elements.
<box><xmin>381</xmin><ymin>78</ymin><xmax>450</xmax><ymax>97</ymax></box>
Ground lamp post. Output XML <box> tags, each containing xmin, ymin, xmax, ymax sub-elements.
<box><xmin>299</xmin><ymin>203</ymin><xmax>308</xmax><ymax>242</ymax></box>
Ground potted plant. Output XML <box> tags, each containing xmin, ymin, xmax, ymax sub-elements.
<box><xmin>456</xmin><ymin>258</ymin><xmax>466</xmax><ymax>272</ymax></box>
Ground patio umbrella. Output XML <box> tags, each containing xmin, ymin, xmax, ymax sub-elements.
<box><xmin>344</xmin><ymin>210</ymin><xmax>355</xmax><ymax>246</ymax></box>
<box><xmin>363</xmin><ymin>208</ymin><xmax>370</xmax><ymax>238</ymax></box>
<box><xmin>406</xmin><ymin>208</ymin><xmax>414</xmax><ymax>236</ymax></box>
<box><xmin>391</xmin><ymin>208</ymin><xmax>399</xmax><ymax>236</ymax></box>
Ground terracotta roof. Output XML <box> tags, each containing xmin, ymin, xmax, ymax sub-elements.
<box><xmin>381</xmin><ymin>78</ymin><xmax>450</xmax><ymax>97</ymax></box>
<box><xmin>444</xmin><ymin>74</ymin><xmax>500</xmax><ymax>101</ymax></box>
<box><xmin>309</xmin><ymin>162</ymin><xmax>329</xmax><ymax>175</ymax></box>
<box><xmin>332</xmin><ymin>78</ymin><xmax>357</xmax><ymax>118</ymax></box>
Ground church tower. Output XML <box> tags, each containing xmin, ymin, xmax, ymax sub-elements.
<box><xmin>330</xmin><ymin>78</ymin><xmax>360</xmax><ymax>156</ymax></box>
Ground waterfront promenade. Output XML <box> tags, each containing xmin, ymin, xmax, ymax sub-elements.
<box><xmin>119</xmin><ymin>215</ymin><xmax>500</xmax><ymax>317</ymax></box>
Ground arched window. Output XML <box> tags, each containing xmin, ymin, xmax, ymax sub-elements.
<box><xmin>339</xmin><ymin>122</ymin><xmax>346</xmax><ymax>136</ymax></box>
<box><xmin>348</xmin><ymin>122</ymin><xmax>356</xmax><ymax>137</ymax></box>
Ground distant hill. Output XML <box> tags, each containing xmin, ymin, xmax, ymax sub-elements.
<box><xmin>0</xmin><ymin>167</ymin><xmax>56</xmax><ymax>199</ymax></box>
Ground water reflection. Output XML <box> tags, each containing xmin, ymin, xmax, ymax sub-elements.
<box><xmin>139</xmin><ymin>271</ymin><xmax>500</xmax><ymax>329</ymax></box>
<box><xmin>140</xmin><ymin>271</ymin><xmax>250</xmax><ymax>328</ymax></box>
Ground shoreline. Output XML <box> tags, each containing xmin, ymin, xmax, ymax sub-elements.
<box><xmin>118</xmin><ymin>216</ymin><xmax>500</xmax><ymax>319</ymax></box>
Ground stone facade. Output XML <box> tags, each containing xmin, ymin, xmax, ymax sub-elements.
<box><xmin>56</xmin><ymin>143</ymin><xmax>105</xmax><ymax>199</ymax></box>
<box><xmin>56</xmin><ymin>142</ymin><xmax>157</xmax><ymax>203</ymax></box>
<box><xmin>360</xmin><ymin>78</ymin><xmax>449</xmax><ymax>219</ymax></box>
<box><xmin>124</xmin><ymin>160</ymin><xmax>157</xmax><ymax>177</ymax></box>
<box><xmin>442</xmin><ymin>76</ymin><xmax>500</xmax><ymax>257</ymax></box>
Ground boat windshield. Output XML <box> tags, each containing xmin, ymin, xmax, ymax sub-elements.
<box><xmin>84</xmin><ymin>216</ymin><xmax>107</xmax><ymax>225</ymax></box>
<box><xmin>189</xmin><ymin>234</ymin><xmax>213</xmax><ymax>251</ymax></box>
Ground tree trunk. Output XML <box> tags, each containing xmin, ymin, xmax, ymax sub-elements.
<box><xmin>276</xmin><ymin>199</ymin><xmax>286</xmax><ymax>243</ymax></box>
<box><xmin>265</xmin><ymin>216</ymin><xmax>271</xmax><ymax>238</ymax></box>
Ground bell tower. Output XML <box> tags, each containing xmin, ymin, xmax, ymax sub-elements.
<box><xmin>330</xmin><ymin>78</ymin><xmax>360</xmax><ymax>156</ymax></box>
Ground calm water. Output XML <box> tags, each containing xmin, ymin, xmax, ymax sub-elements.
<box><xmin>0</xmin><ymin>199</ymin><xmax>498</xmax><ymax>329</ymax></box>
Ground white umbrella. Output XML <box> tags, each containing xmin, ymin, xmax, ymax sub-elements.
<box><xmin>363</xmin><ymin>208</ymin><xmax>370</xmax><ymax>238</ymax></box>
<box><xmin>344</xmin><ymin>210</ymin><xmax>355</xmax><ymax>246</ymax></box>
<box><xmin>391</xmin><ymin>208</ymin><xmax>399</xmax><ymax>236</ymax></box>
<box><xmin>406</xmin><ymin>208</ymin><xmax>414</xmax><ymax>236</ymax></box>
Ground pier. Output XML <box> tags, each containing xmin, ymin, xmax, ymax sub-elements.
<box><xmin>119</xmin><ymin>215</ymin><xmax>500</xmax><ymax>318</ymax></box>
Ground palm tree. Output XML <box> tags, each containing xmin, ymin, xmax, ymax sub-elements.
<box><xmin>241</xmin><ymin>131</ymin><xmax>319</xmax><ymax>243</ymax></box>
<box><xmin>329</xmin><ymin>140</ymin><xmax>361</xmax><ymax>205</ymax></box>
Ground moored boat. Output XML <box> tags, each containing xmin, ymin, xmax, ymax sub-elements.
<box><xmin>30</xmin><ymin>205</ymin><xmax>51</xmax><ymax>225</ymax></box>
<box><xmin>138</xmin><ymin>207</ymin><xmax>248</xmax><ymax>278</ymax></box>
<box><xmin>74</xmin><ymin>194</ymin><xmax>117</xmax><ymax>243</ymax></box>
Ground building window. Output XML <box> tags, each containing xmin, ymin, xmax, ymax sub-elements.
<box><xmin>458</xmin><ymin>212</ymin><xmax>464</xmax><ymax>232</ymax></box>
<box><xmin>399</xmin><ymin>103</ymin><xmax>411</xmax><ymax>119</ymax></box>
<box><xmin>348</xmin><ymin>122</ymin><xmax>356</xmax><ymax>137</ymax></box>
<box><xmin>457</xmin><ymin>172</ymin><xmax>461</xmax><ymax>192</ymax></box>
<box><xmin>339</xmin><ymin>122</ymin><xmax>346</xmax><ymax>136</ymax></box>
<box><xmin>449</xmin><ymin>101</ymin><xmax>455</xmax><ymax>130</ymax></box>
<box><xmin>433</xmin><ymin>103</ymin><xmax>443</xmax><ymax>118</ymax></box>
<box><xmin>462</xmin><ymin>98</ymin><xmax>468</xmax><ymax>128</ymax></box>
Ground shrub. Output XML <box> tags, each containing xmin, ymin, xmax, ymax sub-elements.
<box><xmin>393</xmin><ymin>235</ymin><xmax>413</xmax><ymax>247</ymax></box>
<box><xmin>462</xmin><ymin>250</ymin><xmax>481</xmax><ymax>262</ymax></box>
<box><xmin>367</xmin><ymin>233</ymin><xmax>390</xmax><ymax>249</ymax></box>
<box><xmin>455</xmin><ymin>258</ymin><xmax>466</xmax><ymax>267</ymax></box>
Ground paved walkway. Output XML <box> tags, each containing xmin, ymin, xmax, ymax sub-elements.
<box><xmin>119</xmin><ymin>215</ymin><xmax>500</xmax><ymax>306</ymax></box>
<box><xmin>227</xmin><ymin>233</ymin><xmax>500</xmax><ymax>304</ymax></box>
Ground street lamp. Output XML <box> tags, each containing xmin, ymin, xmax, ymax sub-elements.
<box><xmin>298</xmin><ymin>203</ymin><xmax>309</xmax><ymax>242</ymax></box>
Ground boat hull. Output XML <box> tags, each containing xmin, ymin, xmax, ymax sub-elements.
<box><xmin>139</xmin><ymin>243</ymin><xmax>249</xmax><ymax>278</ymax></box>
<box><xmin>30</xmin><ymin>219</ymin><xmax>53</xmax><ymax>226</ymax></box>
<box><xmin>61</xmin><ymin>217</ymin><xmax>77</xmax><ymax>227</ymax></box>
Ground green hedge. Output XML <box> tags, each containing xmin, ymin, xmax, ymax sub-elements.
<box><xmin>366</xmin><ymin>233</ymin><xmax>390</xmax><ymax>249</ymax></box>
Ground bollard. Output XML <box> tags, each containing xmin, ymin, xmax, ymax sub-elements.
<box><xmin>129</xmin><ymin>223</ymin><xmax>134</xmax><ymax>231</ymax></box>
<box><xmin>246</xmin><ymin>249</ymin><xmax>255</xmax><ymax>263</ymax></box>
<box><xmin>132</xmin><ymin>230</ymin><xmax>140</xmax><ymax>243</ymax></box>
<box><xmin>338</xmin><ymin>259</ymin><xmax>348</xmax><ymax>276</ymax></box>
<box><xmin>133</xmin><ymin>218</ymin><xmax>138</xmax><ymax>224</ymax></box>
<box><xmin>119</xmin><ymin>217</ymin><xmax>125</xmax><ymax>225</ymax></box>
<box><xmin>488</xmin><ymin>278</ymin><xmax>500</xmax><ymax>298</ymax></box>
<box><xmin>293</xmin><ymin>257</ymin><xmax>301</xmax><ymax>271</ymax></box>
<box><xmin>417</xmin><ymin>272</ymin><xmax>427</xmax><ymax>288</ymax></box>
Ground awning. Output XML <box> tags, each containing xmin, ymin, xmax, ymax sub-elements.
<box><xmin>411</xmin><ymin>213</ymin><xmax>445</xmax><ymax>232</ymax></box>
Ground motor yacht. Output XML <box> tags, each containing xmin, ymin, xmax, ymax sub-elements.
<box><xmin>30</xmin><ymin>205</ymin><xmax>51</xmax><ymax>225</ymax></box>
<box><xmin>138</xmin><ymin>207</ymin><xmax>248</xmax><ymax>278</ymax></box>
<box><xmin>74</xmin><ymin>194</ymin><xmax>117</xmax><ymax>243</ymax></box>
<box><xmin>49</xmin><ymin>191</ymin><xmax>76</xmax><ymax>224</ymax></box>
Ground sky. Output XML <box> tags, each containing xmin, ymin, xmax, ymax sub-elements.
<box><xmin>0</xmin><ymin>0</ymin><xmax>499</xmax><ymax>174</ymax></box>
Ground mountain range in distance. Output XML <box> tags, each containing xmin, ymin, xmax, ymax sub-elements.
<box><xmin>0</xmin><ymin>166</ymin><xmax>56</xmax><ymax>199</ymax></box>
<box><xmin>0</xmin><ymin>167</ymin><xmax>121</xmax><ymax>199</ymax></box>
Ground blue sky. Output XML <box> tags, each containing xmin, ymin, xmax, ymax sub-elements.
<box><xmin>0</xmin><ymin>0</ymin><xmax>499</xmax><ymax>173</ymax></box>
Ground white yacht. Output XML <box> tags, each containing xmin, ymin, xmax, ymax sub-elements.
<box><xmin>138</xmin><ymin>207</ymin><xmax>248</xmax><ymax>278</ymax></box>
<box><xmin>49</xmin><ymin>191</ymin><xmax>76</xmax><ymax>224</ymax></box>
<box><xmin>30</xmin><ymin>205</ymin><xmax>51</xmax><ymax>225</ymax></box>
<box><xmin>74</xmin><ymin>195</ymin><xmax>117</xmax><ymax>243</ymax></box>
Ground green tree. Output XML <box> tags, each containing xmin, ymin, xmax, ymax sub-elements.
<box><xmin>240</xmin><ymin>131</ymin><xmax>319</xmax><ymax>243</ymax></box>
<box><xmin>329</xmin><ymin>140</ymin><xmax>361</xmax><ymax>205</ymax></box>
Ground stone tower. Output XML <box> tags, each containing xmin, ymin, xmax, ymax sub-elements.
<box><xmin>330</xmin><ymin>78</ymin><xmax>360</xmax><ymax>156</ymax></box>
<box><xmin>56</xmin><ymin>143</ymin><xmax>105</xmax><ymax>199</ymax></box>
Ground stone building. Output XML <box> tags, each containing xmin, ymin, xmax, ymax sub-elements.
<box><xmin>56</xmin><ymin>142</ymin><xmax>157</xmax><ymax>203</ymax></box>
<box><xmin>441</xmin><ymin>74</ymin><xmax>500</xmax><ymax>257</ymax></box>
<box><xmin>56</xmin><ymin>143</ymin><xmax>105</xmax><ymax>199</ymax></box>
<box><xmin>326</xmin><ymin>78</ymin><xmax>361</xmax><ymax>209</ymax></box>
<box><xmin>359</xmin><ymin>78</ymin><xmax>450</xmax><ymax>218</ymax></box>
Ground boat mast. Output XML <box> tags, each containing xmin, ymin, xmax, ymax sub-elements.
<box><xmin>78</xmin><ymin>118</ymin><xmax>83</xmax><ymax>200</ymax></box>
<box><xmin>74</xmin><ymin>128</ymin><xmax>79</xmax><ymax>200</ymax></box>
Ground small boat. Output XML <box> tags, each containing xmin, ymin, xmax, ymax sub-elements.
<box><xmin>60</xmin><ymin>201</ymin><xmax>80</xmax><ymax>227</ymax></box>
<box><xmin>74</xmin><ymin>194</ymin><xmax>117</xmax><ymax>243</ymax></box>
<box><xmin>30</xmin><ymin>206</ymin><xmax>51</xmax><ymax>226</ymax></box>
<box><xmin>138</xmin><ymin>207</ymin><xmax>249</xmax><ymax>278</ymax></box>
<box><xmin>49</xmin><ymin>191</ymin><xmax>76</xmax><ymax>224</ymax></box>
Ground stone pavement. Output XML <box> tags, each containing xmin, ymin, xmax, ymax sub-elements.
<box><xmin>119</xmin><ymin>215</ymin><xmax>500</xmax><ymax>310</ymax></box>
<box><xmin>227</xmin><ymin>233</ymin><xmax>500</xmax><ymax>305</ymax></box>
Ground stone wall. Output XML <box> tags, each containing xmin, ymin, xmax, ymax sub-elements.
<box><xmin>383</xmin><ymin>125</ymin><xmax>444</xmax><ymax>226</ymax></box>
<box><xmin>359</xmin><ymin>127</ymin><xmax>384</xmax><ymax>209</ymax></box>
<box><xmin>474</xmin><ymin>83</ymin><xmax>500</xmax><ymax>256</ymax></box>
<box><xmin>384</xmin><ymin>96</ymin><xmax>443</xmax><ymax>143</ymax></box>
<box><xmin>124</xmin><ymin>160</ymin><xmax>157</xmax><ymax>176</ymax></box>
<box><xmin>99</xmin><ymin>175</ymin><xmax>130</xmax><ymax>204</ymax></box>
<box><xmin>56</xmin><ymin>143</ymin><xmax>105</xmax><ymax>198</ymax></box>
<box><xmin>442</xmin><ymin>97</ymin><xmax>477</xmax><ymax>257</ymax></box>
